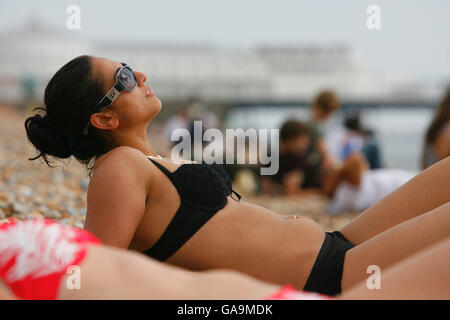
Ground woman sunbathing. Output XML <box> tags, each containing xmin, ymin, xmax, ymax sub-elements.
<box><xmin>24</xmin><ymin>55</ymin><xmax>450</xmax><ymax>296</ymax></box>
<box><xmin>0</xmin><ymin>219</ymin><xmax>448</xmax><ymax>300</ymax></box>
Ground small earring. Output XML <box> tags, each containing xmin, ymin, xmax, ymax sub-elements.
<box><xmin>83</xmin><ymin>122</ymin><xmax>90</xmax><ymax>135</ymax></box>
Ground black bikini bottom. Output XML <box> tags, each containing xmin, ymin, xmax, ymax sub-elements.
<box><xmin>303</xmin><ymin>231</ymin><xmax>354</xmax><ymax>296</ymax></box>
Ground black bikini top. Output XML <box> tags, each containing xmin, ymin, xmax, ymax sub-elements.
<box><xmin>143</xmin><ymin>157</ymin><xmax>241</xmax><ymax>261</ymax></box>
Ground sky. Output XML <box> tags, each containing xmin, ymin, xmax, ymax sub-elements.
<box><xmin>1</xmin><ymin>0</ymin><xmax>449</xmax><ymax>82</ymax></box>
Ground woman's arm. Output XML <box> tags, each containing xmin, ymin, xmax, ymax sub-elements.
<box><xmin>83</xmin><ymin>146</ymin><xmax>151</xmax><ymax>249</ymax></box>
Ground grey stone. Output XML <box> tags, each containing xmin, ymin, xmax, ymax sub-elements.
<box><xmin>43</xmin><ymin>210</ymin><xmax>61</xmax><ymax>220</ymax></box>
<box><xmin>11</xmin><ymin>203</ymin><xmax>28</xmax><ymax>215</ymax></box>
<box><xmin>74</xmin><ymin>221</ymin><xmax>84</xmax><ymax>229</ymax></box>
<box><xmin>59</xmin><ymin>218</ymin><xmax>72</xmax><ymax>226</ymax></box>
<box><xmin>80</xmin><ymin>179</ymin><xmax>89</xmax><ymax>191</ymax></box>
<box><xmin>17</xmin><ymin>185</ymin><xmax>33</xmax><ymax>198</ymax></box>
<box><xmin>0</xmin><ymin>201</ymin><xmax>7</xmax><ymax>209</ymax></box>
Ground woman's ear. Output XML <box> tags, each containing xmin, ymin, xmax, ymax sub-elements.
<box><xmin>90</xmin><ymin>112</ymin><xmax>119</xmax><ymax>131</ymax></box>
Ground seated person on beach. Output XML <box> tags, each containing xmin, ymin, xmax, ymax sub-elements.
<box><xmin>324</xmin><ymin>153</ymin><xmax>416</xmax><ymax>214</ymax></box>
<box><xmin>422</xmin><ymin>87</ymin><xmax>450</xmax><ymax>169</ymax></box>
<box><xmin>0</xmin><ymin>218</ymin><xmax>449</xmax><ymax>300</ymax></box>
<box><xmin>264</xmin><ymin>119</ymin><xmax>416</xmax><ymax>213</ymax></box>
<box><xmin>325</xmin><ymin>110</ymin><xmax>383</xmax><ymax>170</ymax></box>
<box><xmin>304</xmin><ymin>90</ymin><xmax>342</xmax><ymax>189</ymax></box>
<box><xmin>261</xmin><ymin>120</ymin><xmax>321</xmax><ymax>196</ymax></box>
<box><xmin>24</xmin><ymin>55</ymin><xmax>450</xmax><ymax>297</ymax></box>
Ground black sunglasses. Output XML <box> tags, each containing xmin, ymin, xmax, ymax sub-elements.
<box><xmin>83</xmin><ymin>63</ymin><xmax>137</xmax><ymax>135</ymax></box>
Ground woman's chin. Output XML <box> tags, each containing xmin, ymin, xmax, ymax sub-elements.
<box><xmin>149</xmin><ymin>95</ymin><xmax>162</xmax><ymax>108</ymax></box>
<box><xmin>146</xmin><ymin>99</ymin><xmax>162</xmax><ymax>120</ymax></box>
<box><xmin>154</xmin><ymin>97</ymin><xmax>162</xmax><ymax>113</ymax></box>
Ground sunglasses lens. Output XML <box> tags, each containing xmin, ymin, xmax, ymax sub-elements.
<box><xmin>118</xmin><ymin>67</ymin><xmax>137</xmax><ymax>91</ymax></box>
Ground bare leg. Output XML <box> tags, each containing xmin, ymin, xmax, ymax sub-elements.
<box><xmin>0</xmin><ymin>279</ymin><xmax>15</xmax><ymax>300</ymax></box>
<box><xmin>67</xmin><ymin>238</ymin><xmax>449</xmax><ymax>300</ymax></box>
<box><xmin>341</xmin><ymin>203</ymin><xmax>450</xmax><ymax>290</ymax></box>
<box><xmin>57</xmin><ymin>245</ymin><xmax>278</xmax><ymax>300</ymax></box>
<box><xmin>340</xmin><ymin>237</ymin><xmax>450</xmax><ymax>299</ymax></box>
<box><xmin>3</xmin><ymin>239</ymin><xmax>449</xmax><ymax>300</ymax></box>
<box><xmin>340</xmin><ymin>156</ymin><xmax>450</xmax><ymax>245</ymax></box>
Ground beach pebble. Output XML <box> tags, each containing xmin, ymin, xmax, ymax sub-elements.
<box><xmin>52</xmin><ymin>171</ymin><xmax>65</xmax><ymax>183</ymax></box>
<box><xmin>17</xmin><ymin>185</ymin><xmax>33</xmax><ymax>198</ymax></box>
<box><xmin>74</xmin><ymin>221</ymin><xmax>84</xmax><ymax>229</ymax></box>
<box><xmin>10</xmin><ymin>202</ymin><xmax>28</xmax><ymax>215</ymax></box>
<box><xmin>80</xmin><ymin>179</ymin><xmax>89</xmax><ymax>191</ymax></box>
<box><xmin>43</xmin><ymin>210</ymin><xmax>62</xmax><ymax>220</ymax></box>
<box><xmin>65</xmin><ymin>206</ymin><xmax>77</xmax><ymax>216</ymax></box>
<box><xmin>37</xmin><ymin>204</ymin><xmax>50</xmax><ymax>214</ymax></box>
<box><xmin>59</xmin><ymin>218</ymin><xmax>72</xmax><ymax>226</ymax></box>
<box><xmin>28</xmin><ymin>211</ymin><xmax>44</xmax><ymax>219</ymax></box>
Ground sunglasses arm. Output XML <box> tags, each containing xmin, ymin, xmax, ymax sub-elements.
<box><xmin>104</xmin><ymin>87</ymin><xmax>121</xmax><ymax>105</ymax></box>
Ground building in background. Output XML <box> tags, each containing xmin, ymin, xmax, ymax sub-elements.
<box><xmin>0</xmin><ymin>19</ymin><xmax>444</xmax><ymax>106</ymax></box>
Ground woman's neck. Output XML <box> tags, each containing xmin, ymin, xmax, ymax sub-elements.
<box><xmin>113</xmin><ymin>128</ymin><xmax>158</xmax><ymax>157</ymax></box>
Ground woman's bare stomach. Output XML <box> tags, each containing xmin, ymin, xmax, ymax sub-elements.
<box><xmin>162</xmin><ymin>199</ymin><xmax>326</xmax><ymax>290</ymax></box>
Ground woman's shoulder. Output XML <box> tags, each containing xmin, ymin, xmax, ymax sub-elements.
<box><xmin>92</xmin><ymin>146</ymin><xmax>151</xmax><ymax>178</ymax></box>
<box><xmin>88</xmin><ymin>146</ymin><xmax>156</xmax><ymax>202</ymax></box>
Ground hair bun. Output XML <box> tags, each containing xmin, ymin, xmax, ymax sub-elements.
<box><xmin>24</xmin><ymin>112</ymin><xmax>72</xmax><ymax>159</ymax></box>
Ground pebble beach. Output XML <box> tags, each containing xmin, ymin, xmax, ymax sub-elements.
<box><xmin>0</xmin><ymin>105</ymin><xmax>358</xmax><ymax>231</ymax></box>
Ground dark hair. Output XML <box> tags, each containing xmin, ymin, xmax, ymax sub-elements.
<box><xmin>24</xmin><ymin>55</ymin><xmax>115</xmax><ymax>176</ymax></box>
<box><xmin>424</xmin><ymin>87</ymin><xmax>450</xmax><ymax>144</ymax></box>
<box><xmin>344</xmin><ymin>109</ymin><xmax>363</xmax><ymax>132</ymax></box>
<box><xmin>280</xmin><ymin>120</ymin><xmax>309</xmax><ymax>142</ymax></box>
<box><xmin>312</xmin><ymin>90</ymin><xmax>340</xmax><ymax>113</ymax></box>
<box><xmin>422</xmin><ymin>87</ymin><xmax>450</xmax><ymax>168</ymax></box>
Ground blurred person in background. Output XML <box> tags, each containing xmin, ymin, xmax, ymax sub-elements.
<box><xmin>265</xmin><ymin>91</ymin><xmax>342</xmax><ymax>197</ymax></box>
<box><xmin>187</xmin><ymin>99</ymin><xmax>219</xmax><ymax>160</ymax></box>
<box><xmin>305</xmin><ymin>90</ymin><xmax>341</xmax><ymax>191</ymax></box>
<box><xmin>264</xmin><ymin>120</ymin><xmax>416</xmax><ymax>214</ymax></box>
<box><xmin>422</xmin><ymin>87</ymin><xmax>450</xmax><ymax>169</ymax></box>
<box><xmin>324</xmin><ymin>153</ymin><xmax>416</xmax><ymax>214</ymax></box>
<box><xmin>326</xmin><ymin>110</ymin><xmax>383</xmax><ymax>170</ymax></box>
<box><xmin>261</xmin><ymin>120</ymin><xmax>321</xmax><ymax>196</ymax></box>
<box><xmin>164</xmin><ymin>106</ymin><xmax>190</xmax><ymax>146</ymax></box>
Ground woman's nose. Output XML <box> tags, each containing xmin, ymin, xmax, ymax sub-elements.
<box><xmin>136</xmin><ymin>71</ymin><xmax>147</xmax><ymax>86</ymax></box>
